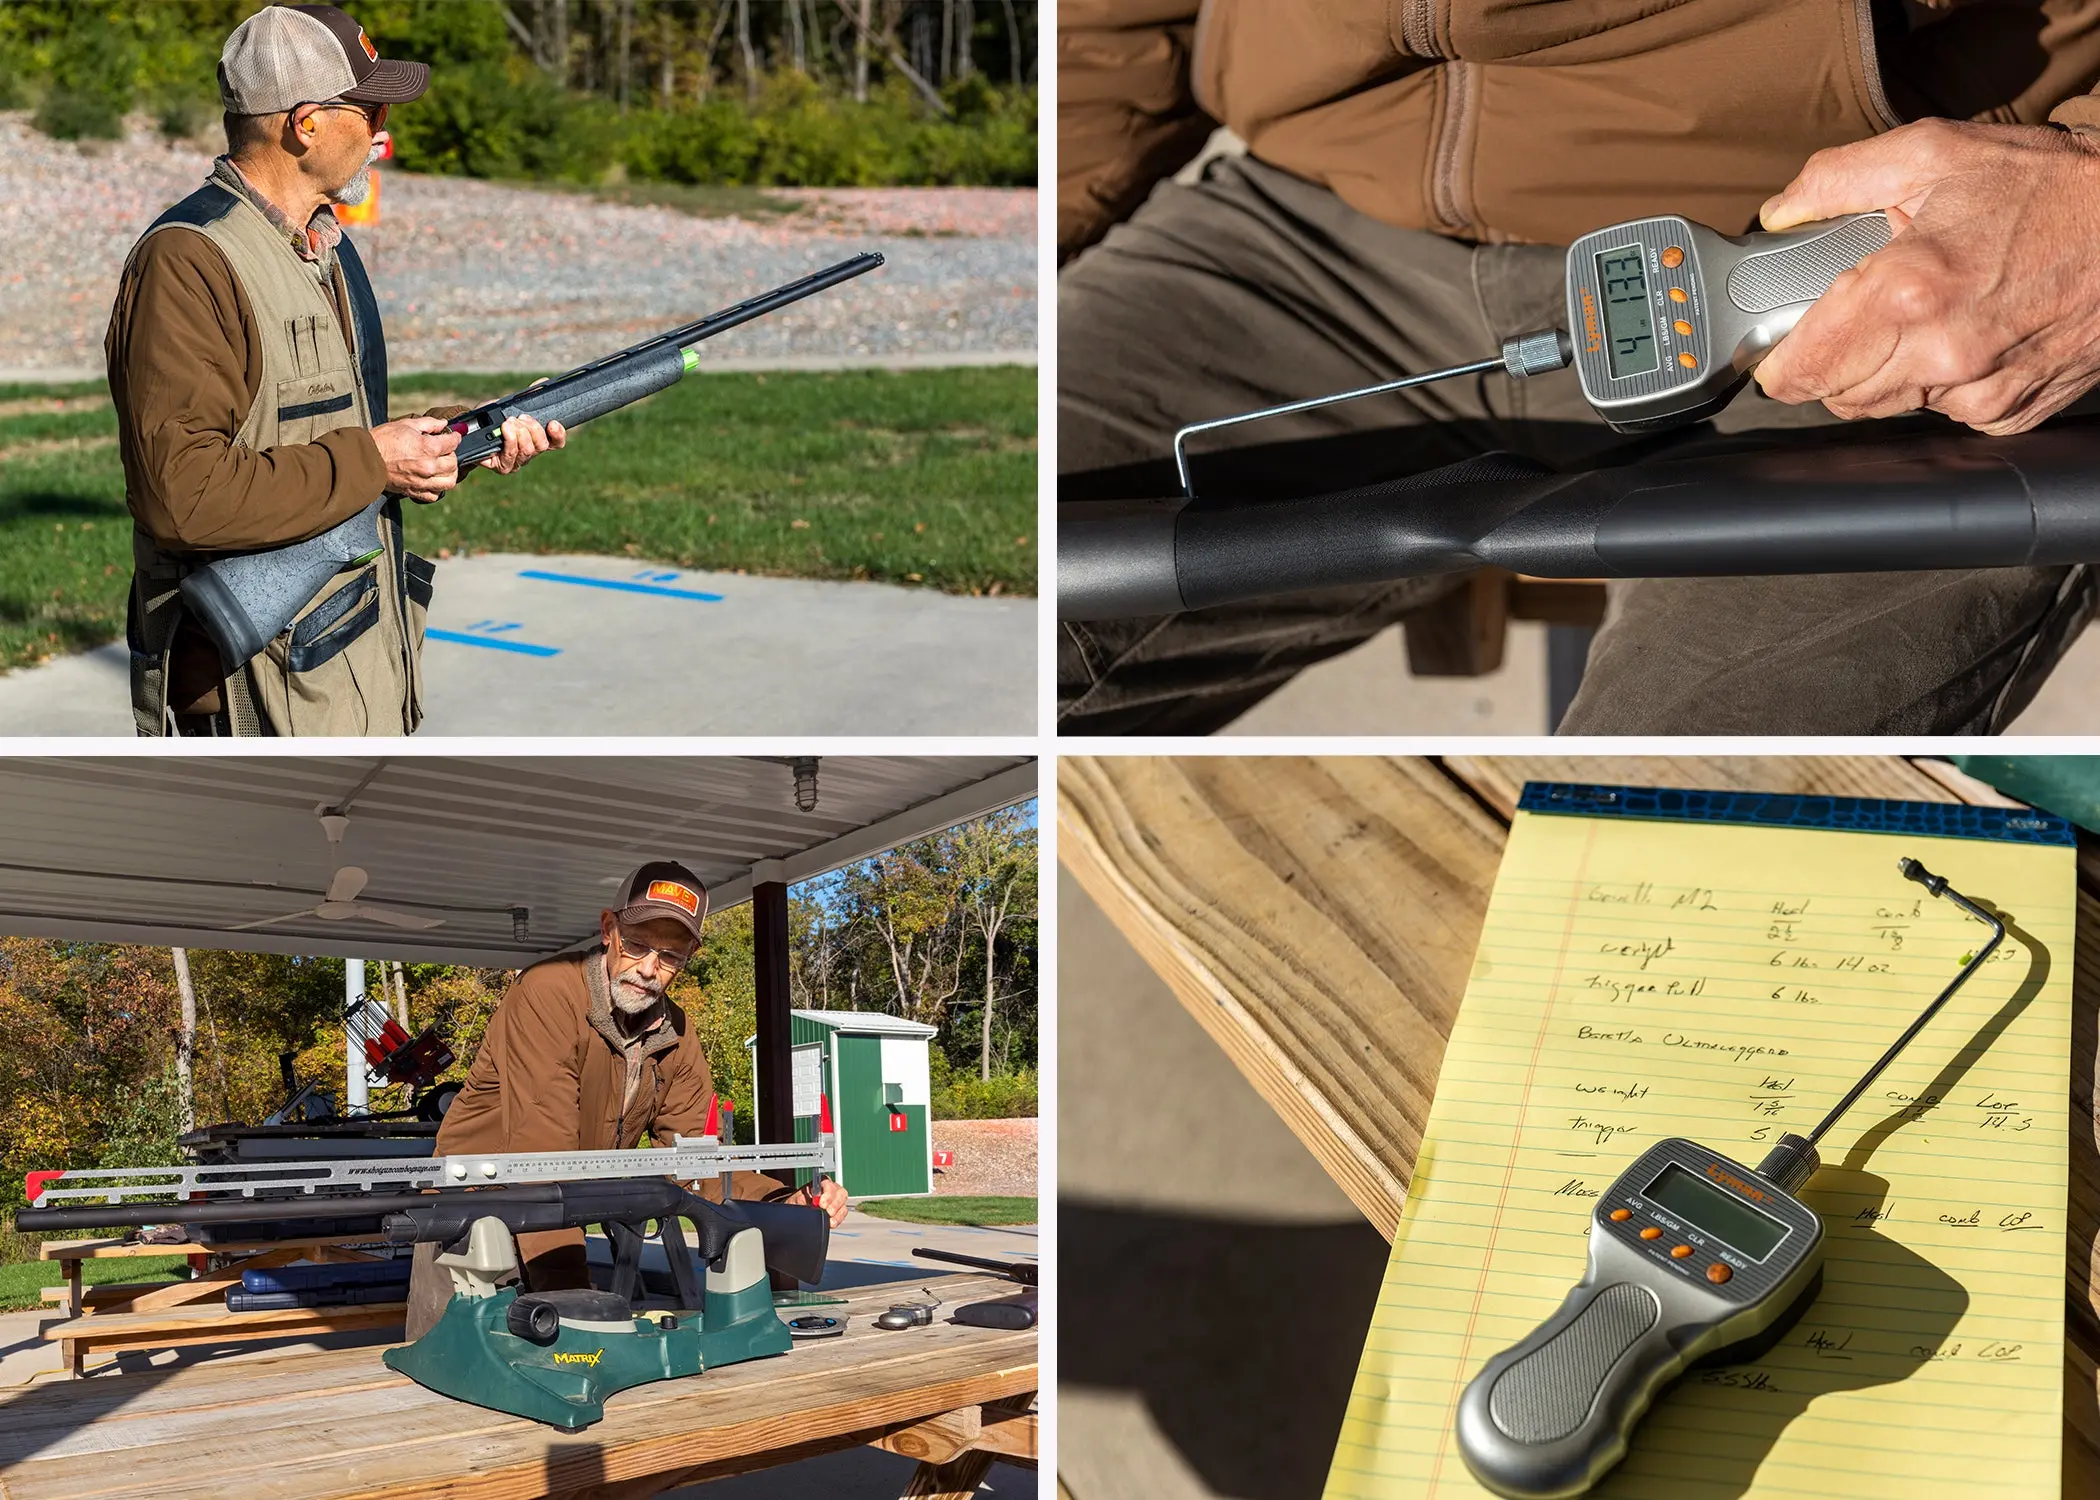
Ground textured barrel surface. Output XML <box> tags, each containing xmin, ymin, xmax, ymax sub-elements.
<box><xmin>180</xmin><ymin>499</ymin><xmax>386</xmax><ymax>666</ymax></box>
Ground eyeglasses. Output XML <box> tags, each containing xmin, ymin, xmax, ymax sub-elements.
<box><xmin>305</xmin><ymin>100</ymin><xmax>388</xmax><ymax>131</ymax></box>
<box><xmin>614</xmin><ymin>926</ymin><xmax>696</xmax><ymax>972</ymax></box>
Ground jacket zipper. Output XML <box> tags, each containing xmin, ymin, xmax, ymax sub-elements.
<box><xmin>1429</xmin><ymin>60</ymin><xmax>1477</xmax><ymax>237</ymax></box>
<box><xmin>1851</xmin><ymin>0</ymin><xmax>1903</xmax><ymax>130</ymax></box>
<box><xmin>1397</xmin><ymin>0</ymin><xmax>1473</xmax><ymax>236</ymax></box>
<box><xmin>1399</xmin><ymin>0</ymin><xmax>1440</xmax><ymax>58</ymax></box>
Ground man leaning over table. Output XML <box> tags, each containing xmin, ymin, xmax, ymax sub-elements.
<box><xmin>404</xmin><ymin>861</ymin><xmax>851</xmax><ymax>1342</ymax></box>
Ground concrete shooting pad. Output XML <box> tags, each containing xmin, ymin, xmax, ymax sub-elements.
<box><xmin>0</xmin><ymin>555</ymin><xmax>1036</xmax><ymax>737</ymax></box>
<box><xmin>0</xmin><ymin>755</ymin><xmax>1034</xmax><ymax>964</ymax></box>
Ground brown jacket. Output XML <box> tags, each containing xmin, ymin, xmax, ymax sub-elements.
<box><xmin>436</xmin><ymin>949</ymin><xmax>789</xmax><ymax>1285</ymax></box>
<box><xmin>1059</xmin><ymin>0</ymin><xmax>2100</xmax><ymax>259</ymax></box>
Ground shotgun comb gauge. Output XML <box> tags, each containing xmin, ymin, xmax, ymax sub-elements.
<box><xmin>1454</xmin><ymin>858</ymin><xmax>2003</xmax><ymax>1499</ymax></box>
<box><xmin>1169</xmin><ymin>212</ymin><xmax>1887</xmax><ymax>497</ymax></box>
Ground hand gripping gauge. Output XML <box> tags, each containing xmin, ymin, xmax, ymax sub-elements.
<box><xmin>1454</xmin><ymin>857</ymin><xmax>2001</xmax><ymax>1500</ymax></box>
<box><xmin>1171</xmin><ymin>212</ymin><xmax>1889</xmax><ymax>499</ymax></box>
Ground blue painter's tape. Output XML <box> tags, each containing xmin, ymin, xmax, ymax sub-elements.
<box><xmin>426</xmin><ymin>628</ymin><xmax>561</xmax><ymax>657</ymax></box>
<box><xmin>518</xmin><ymin>570</ymin><xmax>725</xmax><ymax>601</ymax></box>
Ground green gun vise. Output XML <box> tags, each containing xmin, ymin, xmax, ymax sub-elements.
<box><xmin>378</xmin><ymin>1179</ymin><xmax>829</xmax><ymax>1431</ymax></box>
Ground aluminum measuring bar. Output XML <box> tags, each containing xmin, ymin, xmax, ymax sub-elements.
<box><xmin>26</xmin><ymin>1134</ymin><xmax>837</xmax><ymax>1207</ymax></box>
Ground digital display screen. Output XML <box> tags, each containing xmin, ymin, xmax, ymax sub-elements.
<box><xmin>1595</xmin><ymin>245</ymin><xmax>1658</xmax><ymax>380</ymax></box>
<box><xmin>1641</xmin><ymin>1163</ymin><xmax>1789</xmax><ymax>1261</ymax></box>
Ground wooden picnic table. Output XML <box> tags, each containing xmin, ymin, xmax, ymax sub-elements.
<box><xmin>1059</xmin><ymin>753</ymin><xmax>2100</xmax><ymax>1493</ymax></box>
<box><xmin>0</xmin><ymin>1270</ymin><xmax>1035</xmax><ymax>1500</ymax></box>
<box><xmin>37</xmin><ymin>1234</ymin><xmax>406</xmax><ymax>1377</ymax></box>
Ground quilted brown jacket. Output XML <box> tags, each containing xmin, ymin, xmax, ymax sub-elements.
<box><xmin>1059</xmin><ymin>0</ymin><xmax>2100</xmax><ymax>259</ymax></box>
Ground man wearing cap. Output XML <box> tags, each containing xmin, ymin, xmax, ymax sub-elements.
<box><xmin>105</xmin><ymin>4</ymin><xmax>566</xmax><ymax>737</ymax></box>
<box><xmin>405</xmin><ymin>861</ymin><xmax>851</xmax><ymax>1340</ymax></box>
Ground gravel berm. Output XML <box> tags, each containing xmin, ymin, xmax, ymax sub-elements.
<box><xmin>928</xmin><ymin>1118</ymin><xmax>1038</xmax><ymax>1198</ymax></box>
<box><xmin>0</xmin><ymin>113</ymin><xmax>1035</xmax><ymax>375</ymax></box>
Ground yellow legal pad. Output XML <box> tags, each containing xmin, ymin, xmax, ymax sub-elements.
<box><xmin>1325</xmin><ymin>783</ymin><xmax>2078</xmax><ymax>1499</ymax></box>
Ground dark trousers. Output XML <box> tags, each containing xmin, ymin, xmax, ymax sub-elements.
<box><xmin>1057</xmin><ymin>155</ymin><xmax>2091</xmax><ymax>735</ymax></box>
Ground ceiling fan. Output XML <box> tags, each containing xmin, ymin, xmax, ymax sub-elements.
<box><xmin>231</xmin><ymin>805</ymin><xmax>443</xmax><ymax>932</ymax></box>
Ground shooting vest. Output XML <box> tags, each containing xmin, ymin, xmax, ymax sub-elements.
<box><xmin>124</xmin><ymin>181</ymin><xmax>431</xmax><ymax>736</ymax></box>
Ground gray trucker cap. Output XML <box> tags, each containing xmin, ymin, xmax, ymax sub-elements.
<box><xmin>218</xmin><ymin>5</ymin><xmax>429</xmax><ymax>115</ymax></box>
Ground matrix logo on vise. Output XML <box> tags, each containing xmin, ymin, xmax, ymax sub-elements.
<box><xmin>1706</xmin><ymin>1162</ymin><xmax>1769</xmax><ymax>1203</ymax></box>
<box><xmin>550</xmin><ymin>1349</ymin><xmax>604</xmax><ymax>1367</ymax></box>
<box><xmin>647</xmin><ymin>880</ymin><xmax>700</xmax><ymax>915</ymax></box>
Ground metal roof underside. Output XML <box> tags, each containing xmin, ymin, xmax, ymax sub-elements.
<box><xmin>0</xmin><ymin>756</ymin><xmax>1035</xmax><ymax>966</ymax></box>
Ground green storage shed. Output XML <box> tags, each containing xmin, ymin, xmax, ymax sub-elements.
<box><xmin>747</xmin><ymin>1010</ymin><xmax>939</xmax><ymax>1198</ymax></box>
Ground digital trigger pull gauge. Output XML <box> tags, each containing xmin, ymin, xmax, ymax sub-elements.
<box><xmin>1171</xmin><ymin>211</ymin><xmax>1890</xmax><ymax>499</ymax></box>
<box><xmin>1454</xmin><ymin>858</ymin><xmax>2003</xmax><ymax>1500</ymax></box>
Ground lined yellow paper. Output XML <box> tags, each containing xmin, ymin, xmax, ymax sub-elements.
<box><xmin>1326</xmin><ymin>803</ymin><xmax>2076</xmax><ymax>1499</ymax></box>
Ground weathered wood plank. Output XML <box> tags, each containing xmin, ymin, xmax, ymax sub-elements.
<box><xmin>1059</xmin><ymin>756</ymin><xmax>1507</xmax><ymax>1238</ymax></box>
<box><xmin>0</xmin><ymin>1274</ymin><xmax>1035</xmax><ymax>1500</ymax></box>
<box><xmin>901</xmin><ymin>1450</ymin><xmax>995</xmax><ymax>1500</ymax></box>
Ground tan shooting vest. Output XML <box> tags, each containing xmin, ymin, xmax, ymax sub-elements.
<box><xmin>124</xmin><ymin>179</ymin><xmax>431</xmax><ymax>736</ymax></box>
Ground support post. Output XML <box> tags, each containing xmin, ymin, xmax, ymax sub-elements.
<box><xmin>752</xmin><ymin>859</ymin><xmax>798</xmax><ymax>1290</ymax></box>
<box><xmin>346</xmin><ymin>958</ymin><xmax>368</xmax><ymax>1113</ymax></box>
<box><xmin>753</xmin><ymin>859</ymin><xmax>793</xmax><ymax>1153</ymax></box>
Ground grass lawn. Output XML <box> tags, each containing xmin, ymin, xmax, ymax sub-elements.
<box><xmin>0</xmin><ymin>1254</ymin><xmax>189</xmax><ymax>1313</ymax></box>
<box><xmin>0</xmin><ymin>365</ymin><xmax>1035</xmax><ymax>674</ymax></box>
<box><xmin>854</xmin><ymin>1195</ymin><xmax>1036</xmax><ymax>1227</ymax></box>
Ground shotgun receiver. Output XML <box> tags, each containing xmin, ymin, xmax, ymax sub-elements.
<box><xmin>178</xmin><ymin>253</ymin><xmax>886</xmax><ymax>671</ymax></box>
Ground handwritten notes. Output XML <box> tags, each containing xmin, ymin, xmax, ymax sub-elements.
<box><xmin>1325</xmin><ymin>793</ymin><xmax>2077</xmax><ymax>1499</ymax></box>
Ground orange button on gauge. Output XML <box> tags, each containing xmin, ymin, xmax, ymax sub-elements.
<box><xmin>1670</xmin><ymin>1244</ymin><xmax>1694</xmax><ymax>1259</ymax></box>
<box><xmin>1678</xmin><ymin>352</ymin><xmax>1698</xmax><ymax>369</ymax></box>
<box><xmin>1661</xmin><ymin>246</ymin><xmax>1685</xmax><ymax>268</ymax></box>
<box><xmin>1609</xmin><ymin>1208</ymin><xmax>1632</xmax><ymax>1222</ymax></box>
<box><xmin>1639</xmin><ymin>1226</ymin><xmax>1663</xmax><ymax>1240</ymax></box>
<box><xmin>1668</xmin><ymin>287</ymin><xmax>1688</xmax><ymax>304</ymax></box>
<box><xmin>1707</xmin><ymin>1263</ymin><xmax>1733</xmax><ymax>1284</ymax></box>
<box><xmin>1673</xmin><ymin>319</ymin><xmax>1693</xmax><ymax>337</ymax></box>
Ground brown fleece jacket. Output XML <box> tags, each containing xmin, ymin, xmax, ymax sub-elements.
<box><xmin>435</xmin><ymin>949</ymin><xmax>789</xmax><ymax>1288</ymax></box>
<box><xmin>1059</xmin><ymin>0</ymin><xmax>2100</xmax><ymax>260</ymax></box>
<box><xmin>104</xmin><ymin>229</ymin><xmax>470</xmax><ymax>553</ymax></box>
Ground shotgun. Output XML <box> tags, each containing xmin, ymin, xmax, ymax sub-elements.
<box><xmin>180</xmin><ymin>253</ymin><xmax>886</xmax><ymax>670</ymax></box>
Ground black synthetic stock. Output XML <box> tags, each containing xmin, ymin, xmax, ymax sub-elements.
<box><xmin>449</xmin><ymin>252</ymin><xmax>885</xmax><ymax>466</ymax></box>
<box><xmin>178</xmin><ymin>498</ymin><xmax>387</xmax><ymax>669</ymax></box>
<box><xmin>1055</xmin><ymin>422</ymin><xmax>2100</xmax><ymax>618</ymax></box>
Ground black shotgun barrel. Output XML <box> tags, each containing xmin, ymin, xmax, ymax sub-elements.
<box><xmin>1057</xmin><ymin>422</ymin><xmax>2100</xmax><ymax>619</ymax></box>
<box><xmin>448</xmin><ymin>251</ymin><xmax>886</xmax><ymax>466</ymax></box>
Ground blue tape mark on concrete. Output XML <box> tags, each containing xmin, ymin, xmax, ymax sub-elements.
<box><xmin>427</xmin><ymin>628</ymin><xmax>561</xmax><ymax>657</ymax></box>
<box><xmin>519</xmin><ymin>569</ymin><xmax>726</xmax><ymax>601</ymax></box>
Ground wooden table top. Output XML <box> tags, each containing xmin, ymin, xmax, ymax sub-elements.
<box><xmin>0</xmin><ymin>1272</ymin><xmax>1036</xmax><ymax>1500</ymax></box>
<box><xmin>1059</xmin><ymin>753</ymin><xmax>2100</xmax><ymax>1489</ymax></box>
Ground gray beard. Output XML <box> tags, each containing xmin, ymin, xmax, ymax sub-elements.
<box><xmin>329</xmin><ymin>163</ymin><xmax>372</xmax><ymax>206</ymax></box>
<box><xmin>330</xmin><ymin>143</ymin><xmax>383</xmax><ymax>206</ymax></box>
<box><xmin>610</xmin><ymin>972</ymin><xmax>665</xmax><ymax>1016</ymax></box>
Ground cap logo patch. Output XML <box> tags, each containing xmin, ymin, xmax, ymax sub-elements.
<box><xmin>357</xmin><ymin>28</ymin><xmax>378</xmax><ymax>61</ymax></box>
<box><xmin>646</xmin><ymin>880</ymin><xmax>700</xmax><ymax>915</ymax></box>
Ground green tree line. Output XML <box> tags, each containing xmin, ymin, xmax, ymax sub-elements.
<box><xmin>0</xmin><ymin>802</ymin><xmax>1036</xmax><ymax>1227</ymax></box>
<box><xmin>0</xmin><ymin>0</ymin><xmax>1035</xmax><ymax>186</ymax></box>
